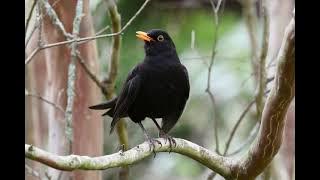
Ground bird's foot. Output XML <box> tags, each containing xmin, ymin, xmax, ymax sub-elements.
<box><xmin>159</xmin><ymin>131</ymin><xmax>176</xmax><ymax>153</ymax></box>
<box><xmin>117</xmin><ymin>144</ymin><xmax>125</xmax><ymax>156</ymax></box>
<box><xmin>145</xmin><ymin>137</ymin><xmax>162</xmax><ymax>158</ymax></box>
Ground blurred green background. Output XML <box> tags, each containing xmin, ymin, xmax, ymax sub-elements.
<box><xmin>90</xmin><ymin>0</ymin><xmax>260</xmax><ymax>179</ymax></box>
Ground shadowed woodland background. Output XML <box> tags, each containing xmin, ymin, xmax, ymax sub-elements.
<box><xmin>25</xmin><ymin>0</ymin><xmax>294</xmax><ymax>179</ymax></box>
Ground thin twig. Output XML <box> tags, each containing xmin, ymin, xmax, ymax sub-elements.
<box><xmin>25</xmin><ymin>89</ymin><xmax>65</xmax><ymax>113</ymax></box>
<box><xmin>227</xmin><ymin>121</ymin><xmax>260</xmax><ymax>156</ymax></box>
<box><xmin>240</xmin><ymin>64</ymin><xmax>275</xmax><ymax>89</ymax></box>
<box><xmin>25</xmin><ymin>0</ymin><xmax>151</xmax><ymax>65</ymax></box>
<box><xmin>26</xmin><ymin>47</ymin><xmax>41</xmax><ymax>64</ymax></box>
<box><xmin>37</xmin><ymin>1</ymin><xmax>43</xmax><ymax>47</ymax></box>
<box><xmin>25</xmin><ymin>0</ymin><xmax>63</xmax><ymax>47</ymax></box>
<box><xmin>209</xmin><ymin>92</ymin><xmax>270</xmax><ymax>180</ymax></box>
<box><xmin>242</xmin><ymin>0</ymin><xmax>259</xmax><ymax>82</ymax></box>
<box><xmin>76</xmin><ymin>51</ymin><xmax>107</xmax><ymax>93</ymax></box>
<box><xmin>255</xmin><ymin>0</ymin><xmax>269</xmax><ymax>119</ymax></box>
<box><xmin>206</xmin><ymin>0</ymin><xmax>224</xmax><ymax>155</ymax></box>
<box><xmin>95</xmin><ymin>25</ymin><xmax>110</xmax><ymax>36</ymax></box>
<box><xmin>223</xmin><ymin>99</ymin><xmax>255</xmax><ymax>155</ymax></box>
<box><xmin>26</xmin><ymin>0</ymin><xmax>38</xmax><ymax>36</ymax></box>
<box><xmin>25</xmin><ymin>20</ymin><xmax>40</xmax><ymax>47</ymax></box>
<box><xmin>224</xmin><ymin>90</ymin><xmax>270</xmax><ymax>157</ymax></box>
<box><xmin>26</xmin><ymin>0</ymin><xmax>70</xmax><ymax>64</ymax></box>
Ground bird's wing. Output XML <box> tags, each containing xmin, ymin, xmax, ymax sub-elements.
<box><xmin>181</xmin><ymin>65</ymin><xmax>190</xmax><ymax>98</ymax></box>
<box><xmin>109</xmin><ymin>66</ymin><xmax>142</xmax><ymax>134</ymax></box>
<box><xmin>162</xmin><ymin>65</ymin><xmax>190</xmax><ymax>134</ymax></box>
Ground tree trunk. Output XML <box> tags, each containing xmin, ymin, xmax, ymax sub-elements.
<box><xmin>25</xmin><ymin>0</ymin><xmax>103</xmax><ymax>180</ymax></box>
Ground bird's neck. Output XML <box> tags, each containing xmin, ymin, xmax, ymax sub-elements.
<box><xmin>145</xmin><ymin>50</ymin><xmax>180</xmax><ymax>64</ymax></box>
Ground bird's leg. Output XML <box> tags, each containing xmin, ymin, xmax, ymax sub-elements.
<box><xmin>151</xmin><ymin>118</ymin><xmax>176</xmax><ymax>152</ymax></box>
<box><xmin>151</xmin><ymin>118</ymin><xmax>163</xmax><ymax>147</ymax></box>
<box><xmin>138</xmin><ymin>122</ymin><xmax>161</xmax><ymax>157</ymax></box>
<box><xmin>159</xmin><ymin>131</ymin><xmax>176</xmax><ymax>153</ymax></box>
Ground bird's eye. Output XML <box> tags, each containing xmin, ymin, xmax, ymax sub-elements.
<box><xmin>157</xmin><ymin>35</ymin><xmax>164</xmax><ymax>42</ymax></box>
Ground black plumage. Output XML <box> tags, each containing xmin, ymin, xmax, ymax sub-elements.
<box><xmin>89</xmin><ymin>29</ymin><xmax>190</xmax><ymax>150</ymax></box>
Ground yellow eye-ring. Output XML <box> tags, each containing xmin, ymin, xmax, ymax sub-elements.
<box><xmin>157</xmin><ymin>35</ymin><xmax>164</xmax><ymax>42</ymax></box>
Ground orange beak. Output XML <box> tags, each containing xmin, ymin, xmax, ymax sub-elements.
<box><xmin>136</xmin><ymin>31</ymin><xmax>154</xmax><ymax>42</ymax></box>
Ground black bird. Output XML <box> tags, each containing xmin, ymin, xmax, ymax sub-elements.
<box><xmin>89</xmin><ymin>29</ymin><xmax>190</xmax><ymax>150</ymax></box>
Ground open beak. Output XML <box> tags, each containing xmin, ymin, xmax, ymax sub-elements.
<box><xmin>136</xmin><ymin>31</ymin><xmax>154</xmax><ymax>42</ymax></box>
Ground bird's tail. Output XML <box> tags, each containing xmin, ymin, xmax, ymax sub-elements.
<box><xmin>89</xmin><ymin>98</ymin><xmax>116</xmax><ymax>109</ymax></box>
<box><xmin>89</xmin><ymin>98</ymin><xmax>117</xmax><ymax>117</ymax></box>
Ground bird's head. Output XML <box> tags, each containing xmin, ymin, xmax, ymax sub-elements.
<box><xmin>136</xmin><ymin>29</ymin><xmax>176</xmax><ymax>56</ymax></box>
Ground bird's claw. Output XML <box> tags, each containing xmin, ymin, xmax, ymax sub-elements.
<box><xmin>146</xmin><ymin>138</ymin><xmax>162</xmax><ymax>158</ymax></box>
<box><xmin>159</xmin><ymin>132</ymin><xmax>176</xmax><ymax>153</ymax></box>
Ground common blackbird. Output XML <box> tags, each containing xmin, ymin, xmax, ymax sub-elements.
<box><xmin>89</xmin><ymin>29</ymin><xmax>190</xmax><ymax>151</ymax></box>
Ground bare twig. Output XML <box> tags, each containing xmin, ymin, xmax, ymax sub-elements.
<box><xmin>25</xmin><ymin>0</ymin><xmax>63</xmax><ymax>47</ymax></box>
<box><xmin>206</xmin><ymin>0</ymin><xmax>224</xmax><ymax>155</ymax></box>
<box><xmin>25</xmin><ymin>20</ymin><xmax>40</xmax><ymax>47</ymax></box>
<box><xmin>25</xmin><ymin>89</ymin><xmax>65</xmax><ymax>113</ymax></box>
<box><xmin>227</xmin><ymin>121</ymin><xmax>260</xmax><ymax>156</ymax></box>
<box><xmin>224</xmin><ymin>99</ymin><xmax>255</xmax><ymax>155</ymax></box>
<box><xmin>65</xmin><ymin>0</ymin><xmax>83</xmax><ymax>143</ymax></box>
<box><xmin>26</xmin><ymin>0</ymin><xmax>38</xmax><ymax>36</ymax></box>
<box><xmin>209</xmin><ymin>91</ymin><xmax>270</xmax><ymax>179</ymax></box>
<box><xmin>255</xmin><ymin>0</ymin><xmax>269</xmax><ymax>119</ymax></box>
<box><xmin>240</xmin><ymin>64</ymin><xmax>275</xmax><ymax>89</ymax></box>
<box><xmin>241</xmin><ymin>0</ymin><xmax>259</xmax><ymax>82</ymax></box>
<box><xmin>104</xmin><ymin>1</ymin><xmax>129</xmax><ymax>179</ymax></box>
<box><xmin>95</xmin><ymin>25</ymin><xmax>110</xmax><ymax>36</ymax></box>
<box><xmin>37</xmin><ymin>1</ymin><xmax>43</xmax><ymax>47</ymax></box>
<box><xmin>76</xmin><ymin>52</ymin><xmax>107</xmax><ymax>93</ymax></box>
<box><xmin>25</xmin><ymin>0</ymin><xmax>151</xmax><ymax>65</ymax></box>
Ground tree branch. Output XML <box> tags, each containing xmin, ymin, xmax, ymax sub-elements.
<box><xmin>25</xmin><ymin>0</ymin><xmax>38</xmax><ymax>36</ymax></box>
<box><xmin>76</xmin><ymin>52</ymin><xmax>107</xmax><ymax>92</ymax></box>
<box><xmin>64</xmin><ymin>0</ymin><xmax>83</xmax><ymax>144</ymax></box>
<box><xmin>25</xmin><ymin>138</ymin><xmax>233</xmax><ymax>178</ymax></box>
<box><xmin>255</xmin><ymin>1</ymin><xmax>269</xmax><ymax>119</ymax></box>
<box><xmin>25</xmin><ymin>89</ymin><xmax>65</xmax><ymax>113</ymax></box>
<box><xmin>25</xmin><ymin>0</ymin><xmax>64</xmax><ymax>47</ymax></box>
<box><xmin>25</xmin><ymin>0</ymin><xmax>151</xmax><ymax>65</ymax></box>
<box><xmin>206</xmin><ymin>0</ymin><xmax>224</xmax><ymax>155</ymax></box>
<box><xmin>104</xmin><ymin>1</ymin><xmax>129</xmax><ymax>179</ymax></box>
<box><xmin>232</xmin><ymin>15</ymin><xmax>295</xmax><ymax>180</ymax></box>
